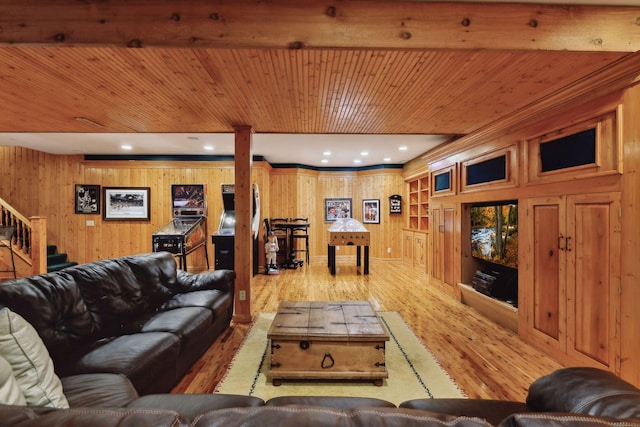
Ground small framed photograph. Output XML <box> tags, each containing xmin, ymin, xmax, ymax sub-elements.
<box><xmin>363</xmin><ymin>199</ymin><xmax>380</xmax><ymax>224</ymax></box>
<box><xmin>324</xmin><ymin>198</ymin><xmax>352</xmax><ymax>222</ymax></box>
<box><xmin>75</xmin><ymin>184</ymin><xmax>100</xmax><ymax>214</ymax></box>
<box><xmin>103</xmin><ymin>187</ymin><xmax>151</xmax><ymax>221</ymax></box>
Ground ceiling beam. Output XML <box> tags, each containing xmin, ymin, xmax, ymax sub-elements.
<box><xmin>1</xmin><ymin>1</ymin><xmax>639</xmax><ymax>52</ymax></box>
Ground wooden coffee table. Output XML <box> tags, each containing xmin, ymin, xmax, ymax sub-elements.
<box><xmin>266</xmin><ymin>301</ymin><xmax>389</xmax><ymax>386</ymax></box>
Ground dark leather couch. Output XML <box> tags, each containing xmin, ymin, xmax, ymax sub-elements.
<box><xmin>0</xmin><ymin>252</ymin><xmax>235</xmax><ymax>395</ymax></box>
<box><xmin>1</xmin><ymin>367</ymin><xmax>640</xmax><ymax>426</ymax></box>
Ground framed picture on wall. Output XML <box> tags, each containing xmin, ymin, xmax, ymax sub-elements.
<box><xmin>103</xmin><ymin>187</ymin><xmax>151</xmax><ymax>220</ymax></box>
<box><xmin>75</xmin><ymin>184</ymin><xmax>100</xmax><ymax>214</ymax></box>
<box><xmin>362</xmin><ymin>199</ymin><xmax>380</xmax><ymax>224</ymax></box>
<box><xmin>324</xmin><ymin>198</ymin><xmax>352</xmax><ymax>222</ymax></box>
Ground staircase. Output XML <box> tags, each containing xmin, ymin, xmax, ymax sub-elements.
<box><xmin>47</xmin><ymin>245</ymin><xmax>77</xmax><ymax>272</ymax></box>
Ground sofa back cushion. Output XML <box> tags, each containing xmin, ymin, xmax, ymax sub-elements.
<box><xmin>527</xmin><ymin>367</ymin><xmax>640</xmax><ymax>419</ymax></box>
<box><xmin>67</xmin><ymin>258</ymin><xmax>149</xmax><ymax>337</ymax></box>
<box><xmin>122</xmin><ymin>252</ymin><xmax>177</xmax><ymax>307</ymax></box>
<box><xmin>0</xmin><ymin>273</ymin><xmax>96</xmax><ymax>363</ymax></box>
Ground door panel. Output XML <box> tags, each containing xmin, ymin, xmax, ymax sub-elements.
<box><xmin>443</xmin><ymin>206</ymin><xmax>455</xmax><ymax>287</ymax></box>
<box><xmin>532</xmin><ymin>202</ymin><xmax>562</xmax><ymax>340</ymax></box>
<box><xmin>431</xmin><ymin>206</ymin><xmax>443</xmax><ymax>282</ymax></box>
<box><xmin>566</xmin><ymin>193</ymin><xmax>620</xmax><ymax>368</ymax></box>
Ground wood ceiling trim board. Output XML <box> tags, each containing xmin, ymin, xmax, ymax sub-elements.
<box><xmin>2</xmin><ymin>1</ymin><xmax>638</xmax><ymax>52</ymax></box>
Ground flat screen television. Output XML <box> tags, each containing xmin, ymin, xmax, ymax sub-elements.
<box><xmin>470</xmin><ymin>201</ymin><xmax>518</xmax><ymax>269</ymax></box>
<box><xmin>470</xmin><ymin>201</ymin><xmax>518</xmax><ymax>305</ymax></box>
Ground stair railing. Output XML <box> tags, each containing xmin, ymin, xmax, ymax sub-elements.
<box><xmin>0</xmin><ymin>197</ymin><xmax>47</xmax><ymax>275</ymax></box>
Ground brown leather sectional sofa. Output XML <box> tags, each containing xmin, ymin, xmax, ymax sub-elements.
<box><xmin>0</xmin><ymin>367</ymin><xmax>640</xmax><ymax>426</ymax></box>
<box><xmin>0</xmin><ymin>252</ymin><xmax>235</xmax><ymax>395</ymax></box>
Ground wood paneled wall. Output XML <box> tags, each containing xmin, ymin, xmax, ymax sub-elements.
<box><xmin>0</xmin><ymin>151</ymin><xmax>405</xmax><ymax>269</ymax></box>
<box><xmin>414</xmin><ymin>83</ymin><xmax>640</xmax><ymax>387</ymax></box>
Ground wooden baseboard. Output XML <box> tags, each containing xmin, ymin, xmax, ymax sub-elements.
<box><xmin>458</xmin><ymin>283</ymin><xmax>518</xmax><ymax>333</ymax></box>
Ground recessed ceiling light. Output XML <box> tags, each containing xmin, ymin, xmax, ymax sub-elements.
<box><xmin>360</xmin><ymin>151</ymin><xmax>369</xmax><ymax>156</ymax></box>
<box><xmin>121</xmin><ymin>144</ymin><xmax>132</xmax><ymax>150</ymax></box>
<box><xmin>383</xmin><ymin>157</ymin><xmax>392</xmax><ymax>162</ymax></box>
<box><xmin>321</xmin><ymin>159</ymin><xmax>329</xmax><ymax>164</ymax></box>
<box><xmin>353</xmin><ymin>159</ymin><xmax>362</xmax><ymax>164</ymax></box>
<box><xmin>323</xmin><ymin>151</ymin><xmax>331</xmax><ymax>156</ymax></box>
<box><xmin>203</xmin><ymin>145</ymin><xmax>214</xmax><ymax>151</ymax></box>
<box><xmin>398</xmin><ymin>146</ymin><xmax>408</xmax><ymax>151</ymax></box>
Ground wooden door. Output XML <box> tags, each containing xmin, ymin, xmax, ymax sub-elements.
<box><xmin>402</xmin><ymin>230</ymin><xmax>413</xmax><ymax>264</ymax></box>
<box><xmin>430</xmin><ymin>203</ymin><xmax>456</xmax><ymax>289</ymax></box>
<box><xmin>525</xmin><ymin>197</ymin><xmax>566</xmax><ymax>352</ymax></box>
<box><xmin>443</xmin><ymin>206</ymin><xmax>456</xmax><ymax>288</ymax></box>
<box><xmin>525</xmin><ymin>193</ymin><xmax>621</xmax><ymax>370</ymax></box>
<box><xmin>414</xmin><ymin>231</ymin><xmax>427</xmax><ymax>271</ymax></box>
<box><xmin>430</xmin><ymin>205</ymin><xmax>443</xmax><ymax>282</ymax></box>
<box><xmin>565</xmin><ymin>192</ymin><xmax>621</xmax><ymax>370</ymax></box>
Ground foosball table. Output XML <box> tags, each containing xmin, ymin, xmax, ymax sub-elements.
<box><xmin>327</xmin><ymin>219</ymin><xmax>370</xmax><ymax>275</ymax></box>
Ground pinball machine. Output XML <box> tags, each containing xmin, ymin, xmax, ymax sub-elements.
<box><xmin>152</xmin><ymin>184</ymin><xmax>208</xmax><ymax>271</ymax></box>
<box><xmin>211</xmin><ymin>183</ymin><xmax>260</xmax><ymax>274</ymax></box>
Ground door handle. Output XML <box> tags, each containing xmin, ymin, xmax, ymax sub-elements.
<box><xmin>558</xmin><ymin>234</ymin><xmax>565</xmax><ymax>251</ymax></box>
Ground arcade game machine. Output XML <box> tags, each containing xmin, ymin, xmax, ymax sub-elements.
<box><xmin>211</xmin><ymin>183</ymin><xmax>260</xmax><ymax>275</ymax></box>
<box><xmin>152</xmin><ymin>184</ymin><xmax>208</xmax><ymax>272</ymax></box>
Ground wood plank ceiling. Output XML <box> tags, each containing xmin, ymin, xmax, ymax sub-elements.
<box><xmin>0</xmin><ymin>1</ymin><xmax>638</xmax><ymax>153</ymax></box>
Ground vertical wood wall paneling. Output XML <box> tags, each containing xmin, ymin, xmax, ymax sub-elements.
<box><xmin>620</xmin><ymin>84</ymin><xmax>640</xmax><ymax>384</ymax></box>
<box><xmin>0</xmin><ymin>150</ymin><xmax>406</xmax><ymax>267</ymax></box>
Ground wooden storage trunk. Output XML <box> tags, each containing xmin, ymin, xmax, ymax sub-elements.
<box><xmin>267</xmin><ymin>301</ymin><xmax>389</xmax><ymax>385</ymax></box>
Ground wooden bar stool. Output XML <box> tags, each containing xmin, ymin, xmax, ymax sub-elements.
<box><xmin>290</xmin><ymin>217</ymin><xmax>310</xmax><ymax>265</ymax></box>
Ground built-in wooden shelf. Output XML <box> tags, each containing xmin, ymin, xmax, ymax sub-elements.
<box><xmin>458</xmin><ymin>283</ymin><xmax>518</xmax><ymax>333</ymax></box>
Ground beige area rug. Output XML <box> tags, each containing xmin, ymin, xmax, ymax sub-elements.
<box><xmin>215</xmin><ymin>311</ymin><xmax>465</xmax><ymax>405</ymax></box>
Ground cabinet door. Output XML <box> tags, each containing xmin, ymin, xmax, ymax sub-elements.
<box><xmin>414</xmin><ymin>232</ymin><xmax>427</xmax><ymax>271</ymax></box>
<box><xmin>430</xmin><ymin>203</ymin><xmax>456</xmax><ymax>287</ymax></box>
<box><xmin>565</xmin><ymin>193</ymin><xmax>620</xmax><ymax>369</ymax></box>
<box><xmin>403</xmin><ymin>230</ymin><xmax>413</xmax><ymax>264</ymax></box>
<box><xmin>525</xmin><ymin>193</ymin><xmax>621</xmax><ymax>370</ymax></box>
<box><xmin>431</xmin><ymin>205</ymin><xmax>443</xmax><ymax>281</ymax></box>
<box><xmin>525</xmin><ymin>196</ymin><xmax>565</xmax><ymax>351</ymax></box>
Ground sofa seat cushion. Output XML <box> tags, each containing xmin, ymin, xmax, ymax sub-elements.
<box><xmin>62</xmin><ymin>374</ymin><xmax>139</xmax><ymax>408</ymax></box>
<box><xmin>527</xmin><ymin>367</ymin><xmax>640</xmax><ymax>419</ymax></box>
<box><xmin>400</xmin><ymin>398</ymin><xmax>531</xmax><ymax>426</ymax></box>
<box><xmin>69</xmin><ymin>332</ymin><xmax>180</xmax><ymax>394</ymax></box>
<box><xmin>127</xmin><ymin>393</ymin><xmax>265</xmax><ymax>423</ymax></box>
<box><xmin>138</xmin><ymin>307</ymin><xmax>214</xmax><ymax>352</ymax></box>
<box><xmin>160</xmin><ymin>289</ymin><xmax>231</xmax><ymax>313</ymax></box>
<box><xmin>0</xmin><ymin>307</ymin><xmax>68</xmax><ymax>408</ymax></box>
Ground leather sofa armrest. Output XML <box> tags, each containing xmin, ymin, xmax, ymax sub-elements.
<box><xmin>526</xmin><ymin>367</ymin><xmax>640</xmax><ymax>419</ymax></box>
<box><xmin>400</xmin><ymin>398</ymin><xmax>530</xmax><ymax>426</ymax></box>
<box><xmin>498</xmin><ymin>412</ymin><xmax>640</xmax><ymax>427</ymax></box>
<box><xmin>175</xmin><ymin>270</ymin><xmax>235</xmax><ymax>293</ymax></box>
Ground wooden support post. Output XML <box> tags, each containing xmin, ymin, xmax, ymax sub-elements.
<box><xmin>29</xmin><ymin>216</ymin><xmax>47</xmax><ymax>275</ymax></box>
<box><xmin>233</xmin><ymin>126</ymin><xmax>253</xmax><ymax>323</ymax></box>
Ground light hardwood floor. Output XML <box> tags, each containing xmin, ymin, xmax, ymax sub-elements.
<box><xmin>172</xmin><ymin>258</ymin><xmax>564</xmax><ymax>401</ymax></box>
